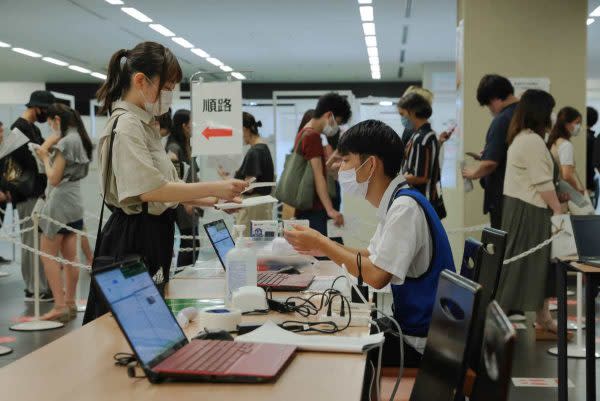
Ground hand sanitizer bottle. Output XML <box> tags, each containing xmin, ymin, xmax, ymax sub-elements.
<box><xmin>225</xmin><ymin>235</ymin><xmax>257</xmax><ymax>304</ymax></box>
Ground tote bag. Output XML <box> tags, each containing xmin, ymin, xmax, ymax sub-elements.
<box><xmin>274</xmin><ymin>129</ymin><xmax>316</xmax><ymax>210</ymax></box>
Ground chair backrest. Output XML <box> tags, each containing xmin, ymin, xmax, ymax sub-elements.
<box><xmin>477</xmin><ymin>228</ymin><xmax>507</xmax><ymax>299</ymax></box>
<box><xmin>470</xmin><ymin>302</ymin><xmax>516</xmax><ymax>401</ymax></box>
<box><xmin>460</xmin><ymin>238</ymin><xmax>483</xmax><ymax>281</ymax></box>
<box><xmin>466</xmin><ymin>228</ymin><xmax>508</xmax><ymax>371</ymax></box>
<box><xmin>410</xmin><ymin>270</ymin><xmax>482</xmax><ymax>401</ymax></box>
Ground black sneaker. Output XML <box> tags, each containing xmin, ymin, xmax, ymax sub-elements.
<box><xmin>0</xmin><ymin>256</ymin><xmax>11</xmax><ymax>264</ymax></box>
<box><xmin>25</xmin><ymin>291</ymin><xmax>54</xmax><ymax>303</ymax></box>
<box><xmin>24</xmin><ymin>290</ymin><xmax>34</xmax><ymax>302</ymax></box>
<box><xmin>39</xmin><ymin>292</ymin><xmax>54</xmax><ymax>303</ymax></box>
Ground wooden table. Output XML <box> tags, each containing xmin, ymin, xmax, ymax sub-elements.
<box><xmin>0</xmin><ymin>261</ymin><xmax>368</xmax><ymax>401</ymax></box>
<box><xmin>557</xmin><ymin>260</ymin><xmax>600</xmax><ymax>401</ymax></box>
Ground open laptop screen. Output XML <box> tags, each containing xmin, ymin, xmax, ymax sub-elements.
<box><xmin>94</xmin><ymin>262</ymin><xmax>186</xmax><ymax>366</ymax></box>
<box><xmin>205</xmin><ymin>220</ymin><xmax>235</xmax><ymax>269</ymax></box>
<box><xmin>571</xmin><ymin>216</ymin><xmax>600</xmax><ymax>258</ymax></box>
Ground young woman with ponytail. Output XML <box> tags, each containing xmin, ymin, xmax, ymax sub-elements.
<box><xmin>35</xmin><ymin>103</ymin><xmax>93</xmax><ymax>322</ymax></box>
<box><xmin>83</xmin><ymin>42</ymin><xmax>248</xmax><ymax>323</ymax></box>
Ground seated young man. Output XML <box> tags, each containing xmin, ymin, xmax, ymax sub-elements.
<box><xmin>285</xmin><ymin>119</ymin><xmax>455</xmax><ymax>367</ymax></box>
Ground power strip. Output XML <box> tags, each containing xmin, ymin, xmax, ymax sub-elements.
<box><xmin>317</xmin><ymin>313</ymin><xmax>371</xmax><ymax>327</ymax></box>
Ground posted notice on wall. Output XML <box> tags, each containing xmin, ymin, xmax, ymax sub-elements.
<box><xmin>509</xmin><ymin>77</ymin><xmax>551</xmax><ymax>97</ymax></box>
<box><xmin>191</xmin><ymin>80</ymin><xmax>242</xmax><ymax>156</ymax></box>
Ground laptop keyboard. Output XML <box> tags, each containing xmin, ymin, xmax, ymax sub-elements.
<box><xmin>258</xmin><ymin>272</ymin><xmax>287</xmax><ymax>286</ymax></box>
<box><xmin>171</xmin><ymin>340</ymin><xmax>255</xmax><ymax>373</ymax></box>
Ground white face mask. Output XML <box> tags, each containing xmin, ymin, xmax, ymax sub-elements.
<box><xmin>570</xmin><ymin>123</ymin><xmax>582</xmax><ymax>137</ymax></box>
<box><xmin>141</xmin><ymin>77</ymin><xmax>173</xmax><ymax>116</ymax></box>
<box><xmin>338</xmin><ymin>157</ymin><xmax>373</xmax><ymax>198</ymax></box>
<box><xmin>322</xmin><ymin>114</ymin><xmax>339</xmax><ymax>137</ymax></box>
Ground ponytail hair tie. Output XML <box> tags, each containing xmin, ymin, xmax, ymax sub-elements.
<box><xmin>256</xmin><ymin>121</ymin><xmax>263</xmax><ymax>128</ymax></box>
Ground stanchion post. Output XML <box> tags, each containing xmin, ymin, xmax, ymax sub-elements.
<box><xmin>32</xmin><ymin>212</ymin><xmax>40</xmax><ymax>320</ymax></box>
<box><xmin>9</xmin><ymin>212</ymin><xmax>64</xmax><ymax>332</ymax></box>
<box><xmin>12</xmin><ymin>207</ymin><xmax>16</xmax><ymax>261</ymax></box>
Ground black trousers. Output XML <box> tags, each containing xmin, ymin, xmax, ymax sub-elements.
<box><xmin>83</xmin><ymin>208</ymin><xmax>175</xmax><ymax>324</ymax></box>
<box><xmin>488</xmin><ymin>204</ymin><xmax>503</xmax><ymax>230</ymax></box>
<box><xmin>176</xmin><ymin>226</ymin><xmax>200</xmax><ymax>268</ymax></box>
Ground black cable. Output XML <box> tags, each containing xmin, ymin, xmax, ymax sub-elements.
<box><xmin>357</xmin><ymin>252</ymin><xmax>363</xmax><ymax>285</ymax></box>
<box><xmin>113</xmin><ymin>352</ymin><xmax>136</xmax><ymax>366</ymax></box>
<box><xmin>280</xmin><ymin>320</ymin><xmax>340</xmax><ymax>334</ymax></box>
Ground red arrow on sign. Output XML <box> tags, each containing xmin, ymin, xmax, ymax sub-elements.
<box><xmin>202</xmin><ymin>127</ymin><xmax>233</xmax><ymax>139</ymax></box>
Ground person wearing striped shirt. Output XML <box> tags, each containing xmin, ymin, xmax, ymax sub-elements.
<box><xmin>397</xmin><ymin>93</ymin><xmax>441</xmax><ymax>203</ymax></box>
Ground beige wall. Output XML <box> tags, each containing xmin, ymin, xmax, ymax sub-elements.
<box><xmin>455</xmin><ymin>0</ymin><xmax>587</xmax><ymax>232</ymax></box>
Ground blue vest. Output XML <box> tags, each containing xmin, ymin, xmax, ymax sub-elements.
<box><xmin>388</xmin><ymin>186</ymin><xmax>455</xmax><ymax>337</ymax></box>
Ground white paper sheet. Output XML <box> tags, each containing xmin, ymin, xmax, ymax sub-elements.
<box><xmin>215</xmin><ymin>195</ymin><xmax>278</xmax><ymax>210</ymax></box>
<box><xmin>0</xmin><ymin>128</ymin><xmax>29</xmax><ymax>160</ymax></box>
<box><xmin>235</xmin><ymin>320</ymin><xmax>383</xmax><ymax>353</ymax></box>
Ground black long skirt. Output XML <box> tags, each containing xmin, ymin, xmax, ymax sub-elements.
<box><xmin>82</xmin><ymin>207</ymin><xmax>175</xmax><ymax>324</ymax></box>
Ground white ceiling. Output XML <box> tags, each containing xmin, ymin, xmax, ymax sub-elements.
<box><xmin>0</xmin><ymin>0</ymin><xmax>596</xmax><ymax>83</ymax></box>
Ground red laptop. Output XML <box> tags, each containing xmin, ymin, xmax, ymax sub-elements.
<box><xmin>93</xmin><ymin>259</ymin><xmax>296</xmax><ymax>383</ymax></box>
<box><xmin>204</xmin><ymin>219</ymin><xmax>315</xmax><ymax>291</ymax></box>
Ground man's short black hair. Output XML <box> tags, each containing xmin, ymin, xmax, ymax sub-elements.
<box><xmin>397</xmin><ymin>93</ymin><xmax>432</xmax><ymax>119</ymax></box>
<box><xmin>338</xmin><ymin>119</ymin><xmax>404</xmax><ymax>178</ymax></box>
<box><xmin>314</xmin><ymin>92</ymin><xmax>352</xmax><ymax>124</ymax></box>
<box><xmin>587</xmin><ymin>106</ymin><xmax>599</xmax><ymax>128</ymax></box>
<box><xmin>476</xmin><ymin>74</ymin><xmax>514</xmax><ymax>106</ymax></box>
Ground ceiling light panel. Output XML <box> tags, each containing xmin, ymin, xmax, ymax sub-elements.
<box><xmin>91</xmin><ymin>72</ymin><xmax>107</xmax><ymax>80</ymax></box>
<box><xmin>358</xmin><ymin>0</ymin><xmax>372</xmax><ymax>3</ymax></box>
<box><xmin>0</xmin><ymin>41</ymin><xmax>11</xmax><ymax>48</ymax></box>
<box><xmin>360</xmin><ymin>6</ymin><xmax>374</xmax><ymax>22</ymax></box>
<box><xmin>220</xmin><ymin>65</ymin><xmax>233</xmax><ymax>72</ymax></box>
<box><xmin>206</xmin><ymin>57</ymin><xmax>224</xmax><ymax>67</ymax></box>
<box><xmin>587</xmin><ymin>18</ymin><xmax>595</xmax><ymax>26</ymax></box>
<box><xmin>149</xmin><ymin>24</ymin><xmax>175</xmax><ymax>37</ymax></box>
<box><xmin>121</xmin><ymin>7</ymin><xmax>152</xmax><ymax>23</ymax></box>
<box><xmin>12</xmin><ymin>48</ymin><xmax>41</xmax><ymax>58</ymax></box>
<box><xmin>362</xmin><ymin>22</ymin><xmax>376</xmax><ymax>36</ymax></box>
<box><xmin>231</xmin><ymin>72</ymin><xmax>246</xmax><ymax>80</ymax></box>
<box><xmin>365</xmin><ymin>36</ymin><xmax>377</xmax><ymax>47</ymax></box>
<box><xmin>591</xmin><ymin>6</ymin><xmax>600</xmax><ymax>17</ymax></box>
<box><xmin>42</xmin><ymin>57</ymin><xmax>68</xmax><ymax>66</ymax></box>
<box><xmin>172</xmin><ymin>37</ymin><xmax>194</xmax><ymax>48</ymax></box>
<box><xmin>105</xmin><ymin>0</ymin><xmax>124</xmax><ymax>4</ymax></box>
<box><xmin>69</xmin><ymin>65</ymin><xmax>91</xmax><ymax>73</ymax></box>
<box><xmin>191</xmin><ymin>48</ymin><xmax>210</xmax><ymax>58</ymax></box>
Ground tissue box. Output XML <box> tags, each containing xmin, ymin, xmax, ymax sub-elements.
<box><xmin>250</xmin><ymin>220</ymin><xmax>279</xmax><ymax>238</ymax></box>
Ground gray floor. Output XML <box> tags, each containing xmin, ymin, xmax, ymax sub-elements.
<box><xmin>0</xmin><ymin>249</ymin><xmax>599</xmax><ymax>400</ymax></box>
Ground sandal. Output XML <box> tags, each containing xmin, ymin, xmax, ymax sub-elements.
<box><xmin>40</xmin><ymin>306</ymin><xmax>71</xmax><ymax>323</ymax></box>
<box><xmin>66</xmin><ymin>303</ymin><xmax>78</xmax><ymax>320</ymax></box>
<box><xmin>534</xmin><ymin>320</ymin><xmax>574</xmax><ymax>342</ymax></box>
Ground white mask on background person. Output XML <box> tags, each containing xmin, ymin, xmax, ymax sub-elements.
<box><xmin>322</xmin><ymin>114</ymin><xmax>339</xmax><ymax>137</ymax></box>
<box><xmin>570</xmin><ymin>123</ymin><xmax>582</xmax><ymax>137</ymax></box>
<box><xmin>338</xmin><ymin>157</ymin><xmax>374</xmax><ymax>198</ymax></box>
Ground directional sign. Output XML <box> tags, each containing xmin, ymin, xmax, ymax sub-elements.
<box><xmin>202</xmin><ymin>127</ymin><xmax>233</xmax><ymax>140</ymax></box>
<box><xmin>191</xmin><ymin>80</ymin><xmax>242</xmax><ymax>156</ymax></box>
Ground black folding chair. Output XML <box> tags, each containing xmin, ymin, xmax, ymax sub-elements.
<box><xmin>409</xmin><ymin>271</ymin><xmax>482</xmax><ymax>401</ymax></box>
<box><xmin>460</xmin><ymin>238</ymin><xmax>483</xmax><ymax>281</ymax></box>
<box><xmin>470</xmin><ymin>301</ymin><xmax>516</xmax><ymax>401</ymax></box>
<box><xmin>465</xmin><ymin>228</ymin><xmax>508</xmax><ymax>372</ymax></box>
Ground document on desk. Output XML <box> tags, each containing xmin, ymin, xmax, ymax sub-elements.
<box><xmin>235</xmin><ymin>320</ymin><xmax>384</xmax><ymax>353</ymax></box>
<box><xmin>215</xmin><ymin>195</ymin><xmax>278</xmax><ymax>210</ymax></box>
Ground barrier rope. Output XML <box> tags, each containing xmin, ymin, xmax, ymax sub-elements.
<box><xmin>0</xmin><ymin>231</ymin><xmax>92</xmax><ymax>271</ymax></box>
<box><xmin>38</xmin><ymin>213</ymin><xmax>97</xmax><ymax>240</ymax></box>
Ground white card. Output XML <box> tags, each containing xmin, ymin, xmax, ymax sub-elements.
<box><xmin>511</xmin><ymin>378</ymin><xmax>575</xmax><ymax>388</ymax></box>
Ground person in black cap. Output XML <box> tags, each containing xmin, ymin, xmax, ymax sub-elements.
<box><xmin>1</xmin><ymin>90</ymin><xmax>55</xmax><ymax>301</ymax></box>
